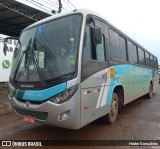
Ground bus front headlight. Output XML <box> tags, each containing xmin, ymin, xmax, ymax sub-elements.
<box><xmin>50</xmin><ymin>85</ymin><xmax>78</xmax><ymax>104</ymax></box>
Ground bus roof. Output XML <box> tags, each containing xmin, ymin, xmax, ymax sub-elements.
<box><xmin>23</xmin><ymin>9</ymin><xmax>157</xmax><ymax>58</ymax></box>
<box><xmin>23</xmin><ymin>9</ymin><xmax>102</xmax><ymax>31</ymax></box>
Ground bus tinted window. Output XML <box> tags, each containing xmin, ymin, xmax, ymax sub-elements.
<box><xmin>109</xmin><ymin>30</ymin><xmax>127</xmax><ymax>61</ymax></box>
<box><xmin>83</xmin><ymin>25</ymin><xmax>105</xmax><ymax>63</ymax></box>
<box><xmin>128</xmin><ymin>41</ymin><xmax>138</xmax><ymax>64</ymax></box>
<box><xmin>119</xmin><ymin>36</ymin><xmax>127</xmax><ymax>61</ymax></box>
<box><xmin>109</xmin><ymin>29</ymin><xmax>119</xmax><ymax>60</ymax></box>
<box><xmin>150</xmin><ymin>55</ymin><xmax>154</xmax><ymax>68</ymax></box>
<box><xmin>154</xmin><ymin>57</ymin><xmax>158</xmax><ymax>68</ymax></box>
<box><xmin>96</xmin><ymin>34</ymin><xmax>105</xmax><ymax>61</ymax></box>
<box><xmin>83</xmin><ymin>25</ymin><xmax>92</xmax><ymax>64</ymax></box>
<box><xmin>145</xmin><ymin>52</ymin><xmax>150</xmax><ymax>67</ymax></box>
<box><xmin>138</xmin><ymin>47</ymin><xmax>145</xmax><ymax>66</ymax></box>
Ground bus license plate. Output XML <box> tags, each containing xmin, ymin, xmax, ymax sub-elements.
<box><xmin>24</xmin><ymin>115</ymin><xmax>35</xmax><ymax>123</ymax></box>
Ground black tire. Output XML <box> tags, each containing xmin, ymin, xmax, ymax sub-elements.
<box><xmin>146</xmin><ymin>84</ymin><xmax>153</xmax><ymax>99</ymax></box>
<box><xmin>102</xmin><ymin>92</ymin><xmax>119</xmax><ymax>124</ymax></box>
<box><xmin>118</xmin><ymin>91</ymin><xmax>124</xmax><ymax>113</ymax></box>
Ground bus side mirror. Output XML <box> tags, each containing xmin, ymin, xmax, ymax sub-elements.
<box><xmin>87</xmin><ymin>16</ymin><xmax>102</xmax><ymax>45</ymax></box>
<box><xmin>93</xmin><ymin>28</ymin><xmax>102</xmax><ymax>45</ymax></box>
<box><xmin>3</xmin><ymin>37</ymin><xmax>19</xmax><ymax>56</ymax></box>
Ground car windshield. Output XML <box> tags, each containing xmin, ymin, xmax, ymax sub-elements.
<box><xmin>10</xmin><ymin>14</ymin><xmax>82</xmax><ymax>83</ymax></box>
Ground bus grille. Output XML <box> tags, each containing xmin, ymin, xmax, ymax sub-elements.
<box><xmin>16</xmin><ymin>98</ymin><xmax>47</xmax><ymax>105</ymax></box>
<box><xmin>14</xmin><ymin>106</ymin><xmax>48</xmax><ymax>121</ymax></box>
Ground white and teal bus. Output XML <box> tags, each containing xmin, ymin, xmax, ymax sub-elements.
<box><xmin>5</xmin><ymin>9</ymin><xmax>159</xmax><ymax>129</ymax></box>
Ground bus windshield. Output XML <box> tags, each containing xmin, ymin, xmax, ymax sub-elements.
<box><xmin>10</xmin><ymin>14</ymin><xmax>82</xmax><ymax>83</ymax></box>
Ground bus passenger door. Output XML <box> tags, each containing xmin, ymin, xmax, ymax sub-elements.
<box><xmin>81</xmin><ymin>67</ymin><xmax>107</xmax><ymax>127</ymax></box>
<box><xmin>80</xmin><ymin>18</ymin><xmax>109</xmax><ymax>127</ymax></box>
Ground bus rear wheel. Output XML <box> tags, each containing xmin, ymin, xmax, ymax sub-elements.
<box><xmin>102</xmin><ymin>92</ymin><xmax>119</xmax><ymax>124</ymax></box>
<box><xmin>146</xmin><ymin>84</ymin><xmax>153</xmax><ymax>99</ymax></box>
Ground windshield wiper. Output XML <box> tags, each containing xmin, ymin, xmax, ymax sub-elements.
<box><xmin>14</xmin><ymin>38</ymin><xmax>46</xmax><ymax>86</ymax></box>
<box><xmin>31</xmin><ymin>38</ymin><xmax>46</xmax><ymax>86</ymax></box>
<box><xmin>13</xmin><ymin>39</ymin><xmax>32</xmax><ymax>81</ymax></box>
<box><xmin>13</xmin><ymin>52</ymin><xmax>25</xmax><ymax>81</ymax></box>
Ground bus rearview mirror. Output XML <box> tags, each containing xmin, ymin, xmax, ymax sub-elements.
<box><xmin>93</xmin><ymin>28</ymin><xmax>102</xmax><ymax>45</ymax></box>
<box><xmin>87</xmin><ymin>16</ymin><xmax>102</xmax><ymax>45</ymax></box>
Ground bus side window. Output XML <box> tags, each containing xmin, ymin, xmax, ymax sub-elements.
<box><xmin>119</xmin><ymin>36</ymin><xmax>127</xmax><ymax>61</ymax></box>
<box><xmin>154</xmin><ymin>57</ymin><xmax>158</xmax><ymax>69</ymax></box>
<box><xmin>128</xmin><ymin>41</ymin><xmax>138</xmax><ymax>64</ymax></box>
<box><xmin>95</xmin><ymin>34</ymin><xmax>105</xmax><ymax>62</ymax></box>
<box><xmin>109</xmin><ymin>29</ymin><xmax>120</xmax><ymax>60</ymax></box>
<box><xmin>83</xmin><ymin>25</ymin><xmax>105</xmax><ymax>63</ymax></box>
<box><xmin>82</xmin><ymin>23</ymin><xmax>107</xmax><ymax>80</ymax></box>
<box><xmin>83</xmin><ymin>25</ymin><xmax>92</xmax><ymax>64</ymax></box>
<box><xmin>109</xmin><ymin>29</ymin><xmax>127</xmax><ymax>62</ymax></box>
<box><xmin>145</xmin><ymin>52</ymin><xmax>150</xmax><ymax>67</ymax></box>
<box><xmin>138</xmin><ymin>47</ymin><xmax>145</xmax><ymax>66</ymax></box>
<box><xmin>150</xmin><ymin>55</ymin><xmax>154</xmax><ymax>68</ymax></box>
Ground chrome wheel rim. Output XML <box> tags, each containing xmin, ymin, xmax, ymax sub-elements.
<box><xmin>111</xmin><ymin>99</ymin><xmax>118</xmax><ymax>116</ymax></box>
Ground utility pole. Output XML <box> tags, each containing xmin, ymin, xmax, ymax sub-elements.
<box><xmin>58</xmin><ymin>0</ymin><xmax>62</xmax><ymax>13</ymax></box>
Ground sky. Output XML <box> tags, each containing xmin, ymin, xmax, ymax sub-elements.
<box><xmin>71</xmin><ymin>0</ymin><xmax>160</xmax><ymax>64</ymax></box>
<box><xmin>16</xmin><ymin>0</ymin><xmax>160</xmax><ymax>64</ymax></box>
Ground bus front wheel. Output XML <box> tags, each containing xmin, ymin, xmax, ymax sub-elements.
<box><xmin>102</xmin><ymin>92</ymin><xmax>119</xmax><ymax>124</ymax></box>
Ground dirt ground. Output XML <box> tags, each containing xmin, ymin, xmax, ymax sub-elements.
<box><xmin>0</xmin><ymin>85</ymin><xmax>160</xmax><ymax>149</ymax></box>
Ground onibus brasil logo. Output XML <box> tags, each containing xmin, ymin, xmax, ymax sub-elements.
<box><xmin>2</xmin><ymin>60</ymin><xmax>11</xmax><ymax>69</ymax></box>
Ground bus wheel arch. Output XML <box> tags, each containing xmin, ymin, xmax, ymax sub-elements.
<box><xmin>102</xmin><ymin>85</ymin><xmax>124</xmax><ymax>124</ymax></box>
<box><xmin>146</xmin><ymin>81</ymin><xmax>153</xmax><ymax>99</ymax></box>
<box><xmin>114</xmin><ymin>85</ymin><xmax>124</xmax><ymax>113</ymax></box>
<box><xmin>102</xmin><ymin>92</ymin><xmax>119</xmax><ymax>124</ymax></box>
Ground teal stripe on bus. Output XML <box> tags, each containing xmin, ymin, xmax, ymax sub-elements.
<box><xmin>105</xmin><ymin>64</ymin><xmax>152</xmax><ymax>105</ymax></box>
<box><xmin>14</xmin><ymin>82</ymin><xmax>66</xmax><ymax>101</ymax></box>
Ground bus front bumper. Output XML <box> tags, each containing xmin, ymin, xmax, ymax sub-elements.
<box><xmin>8</xmin><ymin>92</ymin><xmax>81</xmax><ymax>130</ymax></box>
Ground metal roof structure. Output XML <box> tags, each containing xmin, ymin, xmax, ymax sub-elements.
<box><xmin>0</xmin><ymin>0</ymin><xmax>51</xmax><ymax>37</ymax></box>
